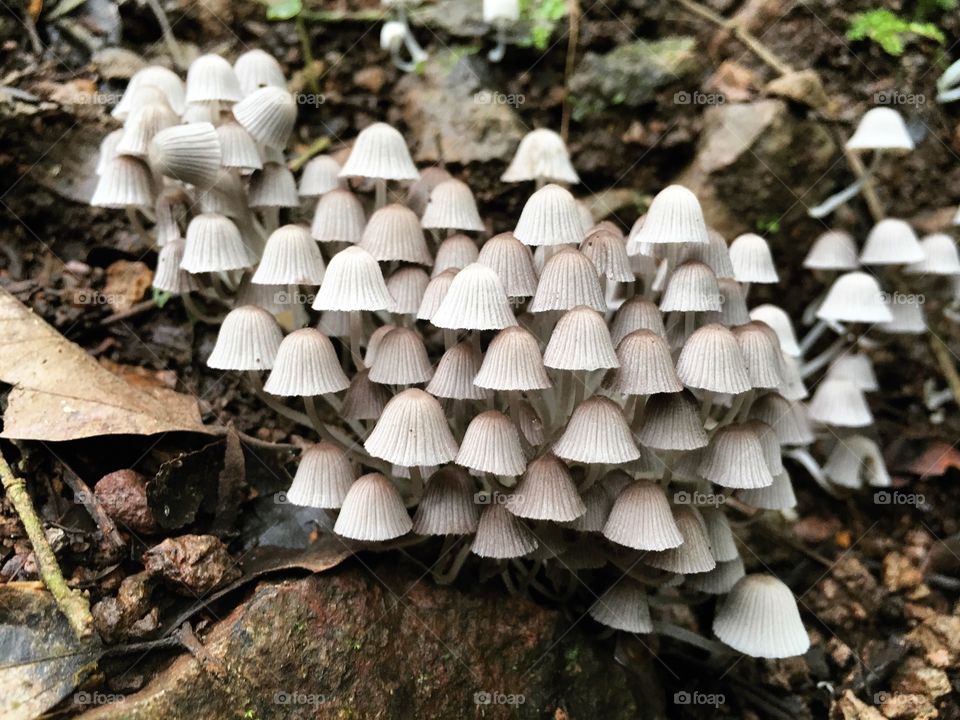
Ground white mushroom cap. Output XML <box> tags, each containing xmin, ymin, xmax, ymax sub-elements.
<box><xmin>845</xmin><ymin>107</ymin><xmax>914</xmax><ymax>152</ymax></box>
<box><xmin>699</xmin><ymin>424</ymin><xmax>774</xmax><ymax>489</ymax></box>
<box><xmin>733</xmin><ymin>322</ymin><xmax>786</xmax><ymax>390</ymax></box>
<box><xmin>386</xmin><ymin>267</ymin><xmax>430</xmax><ymax>315</ymax></box>
<box><xmin>749</xmin><ymin>393</ymin><xmax>814</xmax><ymax>446</ymax></box>
<box><xmin>860</xmin><ymin>218</ymin><xmax>925</xmax><ymax>266</ymax></box>
<box><xmin>456</xmin><ymin>410</ymin><xmax>526</xmax><ymax>476</ymax></box>
<box><xmin>713</xmin><ymin>574</ymin><xmax>810</xmax><ymax>658</ymax></box>
<box><xmin>474</xmin><ymin>326</ymin><xmax>552</xmax><ymax>391</ymax></box>
<box><xmin>749</xmin><ymin>304</ymin><xmax>801</xmax><ymax>356</ymax></box>
<box><xmin>299</xmin><ymin>155</ymin><xmax>342</xmax><ymax>197</ymax></box>
<box><xmin>659</xmin><ymin>261</ymin><xmax>721</xmax><ymax>312</ymax></box>
<box><xmin>264</xmin><ymin>328</ymin><xmax>349</xmax><ymax>396</ymax></box>
<box><xmin>96</xmin><ymin>128</ymin><xmax>124</xmax><ymax>175</ymax></box>
<box><xmin>471</xmin><ymin>503</ymin><xmax>537</xmax><ymax>559</ymax></box>
<box><xmin>906</xmin><ymin>233</ymin><xmax>960</xmax><ymax>276</ymax></box>
<box><xmin>286</xmin><ymin>442</ymin><xmax>354</xmax><ymax>509</ymax></box>
<box><xmin>248</xmin><ymin>162</ymin><xmax>300</xmax><ymax>208</ymax></box>
<box><xmin>878</xmin><ymin>294</ymin><xmax>927</xmax><ymax>334</ymax></box>
<box><xmin>91</xmin><ymin>155</ymin><xmax>155</xmax><ymax>209</ymax></box>
<box><xmin>233</xmin><ymin>49</ymin><xmax>286</xmax><ymax>96</ymax></box>
<box><xmin>738</xmin><ymin>469</ymin><xmax>797</xmax><ymax>510</ymax></box>
<box><xmin>685</xmin><ymin>557</ymin><xmax>745</xmax><ymax>594</ymax></box>
<box><xmin>181</xmin><ymin>213</ymin><xmax>256</xmax><ymax>273</ymax></box>
<box><xmin>804</xmin><ymin>230</ymin><xmax>859</xmax><ymax>271</ymax></box>
<box><xmin>114</xmin><ymin>65</ymin><xmax>186</xmax><ymax>118</ymax></box>
<box><xmin>636</xmin><ymin>392</ymin><xmax>708</xmax><ymax>451</ymax></box>
<box><xmin>610</xmin><ymin>297</ymin><xmax>666</xmax><ymax>345</ymax></box>
<box><xmin>779</xmin><ymin>352</ymin><xmax>809</xmax><ymax>401</ymax></box>
<box><xmin>430</xmin><ymin>263</ymin><xmax>518</xmax><ymax>330</ymax></box>
<box><xmin>311</xmin><ymin>188</ymin><xmax>366</xmax><ymax>243</ymax></box>
<box><xmin>338</xmin><ymin>122</ymin><xmax>419</xmax><ymax>181</ymax></box>
<box><xmin>253</xmin><ymin>224</ymin><xmax>325</xmax><ymax>285</ymax></box>
<box><xmin>567</xmin><ymin>485</ymin><xmax>612</xmax><ymax>533</ymax></box>
<box><xmin>529</xmin><ymin>248</ymin><xmax>605</xmax><ymax>312</ymax></box>
<box><xmin>680</xmin><ymin>227</ymin><xmax>735</xmax><ymax>278</ymax></box>
<box><xmin>701</xmin><ymin>508</ymin><xmax>739</xmax><ymax>562</ymax></box>
<box><xmin>729</xmin><ymin>233</ymin><xmax>778</xmax><ymax>283</ymax></box>
<box><xmin>427</xmin><ymin>342</ymin><xmax>489</xmax><ymax>401</ymax></box>
<box><xmin>185</xmin><ymin>54</ymin><xmax>243</xmax><ymax>103</ymax></box>
<box><xmin>364</xmin><ymin>388</ymin><xmax>459</xmax><ymax>466</ymax></box>
<box><xmin>417</xmin><ymin>269</ymin><xmax>458</xmax><ymax>322</ymax></box>
<box><xmin>433</xmin><ymin>234</ymin><xmax>480</xmax><ymax>277</ymax></box>
<box><xmin>421</xmin><ymin>179</ymin><xmax>485</xmax><ymax>232</ymax></box>
<box><xmin>117</xmin><ymin>102</ymin><xmax>179</xmax><ymax>158</ymax></box>
<box><xmin>513</xmin><ymin>184</ymin><xmax>585</xmax><ymax>246</ymax></box>
<box><xmin>646</xmin><ymin>507</ymin><xmax>716</xmax><ymax>574</ymax></box>
<box><xmin>631</xmin><ymin>184</ymin><xmax>709</xmax><ymax>246</ymax></box>
<box><xmin>406</xmin><ymin>166</ymin><xmax>452</xmax><ymax>216</ymax></box>
<box><xmin>602</xmin><ymin>480</ymin><xmax>682</xmax><ymax>550</ymax></box>
<box><xmin>216</xmin><ymin>121</ymin><xmax>263</xmax><ymax>173</ymax></box>
<box><xmin>312</xmin><ymin>246</ymin><xmax>394</xmax><ymax>312</ymax></box>
<box><xmin>827</xmin><ymin>352</ymin><xmax>878</xmax><ymax>392</ymax></box>
<box><xmin>412</xmin><ymin>466</ymin><xmax>479</xmax><ymax>535</ymax></box>
<box><xmin>360</xmin><ymin>203</ymin><xmax>433</xmax><ymax>265</ymax></box>
<box><xmin>808</xmin><ymin>378</ymin><xmax>874</xmax><ymax>427</ymax></box>
<box><xmin>605</xmin><ymin>329</ymin><xmax>683</xmax><ymax>396</ymax></box>
<box><xmin>816</xmin><ymin>272</ymin><xmax>892</xmax><ymax>323</ymax></box>
<box><xmin>580</xmin><ymin>226</ymin><xmax>634</xmax><ymax>282</ymax></box>
<box><xmin>507</xmin><ymin>454</ymin><xmax>586</xmax><ymax>521</ymax></box>
<box><xmin>152</xmin><ymin>238</ymin><xmax>196</xmax><ymax>295</ymax></box>
<box><xmin>704</xmin><ymin>277</ymin><xmax>750</xmax><ymax>326</ymax></box>
<box><xmin>207</xmin><ymin>305</ymin><xmax>283</xmax><ymax>370</ymax></box>
<box><xmin>334</xmin><ymin>472</ymin><xmax>412</xmax><ymax>541</ymax></box>
<box><xmin>588</xmin><ymin>581</ymin><xmax>653</xmax><ymax>633</ymax></box>
<box><xmin>823</xmin><ymin>436</ymin><xmax>891</xmax><ymax>489</ymax></box>
<box><xmin>553</xmin><ymin>397</ymin><xmax>641</xmax><ymax>464</ymax></box>
<box><xmin>543</xmin><ymin>306</ymin><xmax>619</xmax><ymax>371</ymax></box>
<box><xmin>676</xmin><ymin>324</ymin><xmax>751</xmax><ymax>394</ymax></box>
<box><xmin>233</xmin><ymin>86</ymin><xmax>297</xmax><ymax>149</ymax></box>
<box><xmin>501</xmin><ymin>128</ymin><xmax>579</xmax><ymax>184</ymax></box>
<box><xmin>342</xmin><ymin>369</ymin><xmax>390</xmax><ymax>421</ymax></box>
<box><xmin>368</xmin><ymin>327</ymin><xmax>434</xmax><ymax>385</ymax></box>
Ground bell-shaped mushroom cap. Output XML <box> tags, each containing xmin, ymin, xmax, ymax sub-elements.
<box><xmin>907</xmin><ymin>233</ymin><xmax>960</xmax><ymax>275</ymax></box>
<box><xmin>699</xmin><ymin>424</ymin><xmax>774</xmax><ymax>489</ymax></box>
<box><xmin>529</xmin><ymin>248</ymin><xmax>605</xmax><ymax>312</ymax></box>
<box><xmin>312</xmin><ymin>246</ymin><xmax>394</xmax><ymax>312</ymax></box>
<box><xmin>149</xmin><ymin>122</ymin><xmax>222</xmax><ymax>188</ymax></box>
<box><xmin>738</xmin><ymin>468</ymin><xmax>797</xmax><ymax>510</ymax></box>
<box><xmin>600</xmin><ymin>469</ymin><xmax>633</xmax><ymax>499</ymax></box>
<box><xmin>749</xmin><ymin>393</ymin><xmax>814</xmax><ymax>446</ymax></box>
<box><xmin>779</xmin><ymin>353</ymin><xmax>809</xmax><ymax>401</ymax></box>
<box><xmin>338</xmin><ymin>122</ymin><xmax>419</xmax><ymax>181</ymax></box>
<box><xmin>385</xmin><ymin>267</ymin><xmax>430</xmax><ymax>315</ymax></box>
<box><xmin>91</xmin><ymin>155</ymin><xmax>155</xmax><ymax>209</ymax></box>
<box><xmin>456</xmin><ymin>410</ymin><xmax>526</xmax><ymax>476</ymax></box>
<box><xmin>517</xmin><ymin>400</ymin><xmax>545</xmax><ymax>446</ymax></box>
<box><xmin>506</xmin><ymin>454</ymin><xmax>585</xmax><ymax>521</ymax></box>
<box><xmin>471</xmin><ymin>503</ymin><xmax>537</xmax><ymax>559</ymax></box>
<box><xmin>207</xmin><ymin>305</ymin><xmax>283</xmax><ymax>370</ymax></box>
<box><xmin>234</xmin><ymin>276</ymin><xmax>292</xmax><ymax>315</ymax></box>
<box><xmin>740</xmin><ymin>419</ymin><xmax>784</xmax><ymax>475</ymax></box>
<box><xmin>286</xmin><ymin>442</ymin><xmax>354</xmax><ymax>509</ymax></box>
<box><xmin>713</xmin><ymin>574</ymin><xmax>810</xmax><ymax>658</ymax></box>
<box><xmin>659</xmin><ymin>261</ymin><xmax>721</xmax><ymax>312</ymax></box>
<box><xmin>686</xmin><ymin>557</ymin><xmax>746</xmax><ymax>595</ymax></box>
<box><xmin>513</xmin><ymin>184</ymin><xmax>585</xmax><ymax>246</ymax></box>
<box><xmin>824</xmin><ymin>435</ymin><xmax>891</xmax><ymax>489</ymax></box>
<box><xmin>185</xmin><ymin>54</ymin><xmax>242</xmax><ymax>103</ymax></box>
<box><xmin>181</xmin><ymin>213</ymin><xmax>254</xmax><ymax>272</ymax></box>
<box><xmin>114</xmin><ymin>65</ymin><xmax>186</xmax><ymax>118</ymax></box>
<box><xmin>860</xmin><ymin>218</ymin><xmax>925</xmax><ymax>265</ymax></box>
<box><xmin>260</xmin><ymin>143</ymin><xmax>285</xmax><ymax>165</ymax></box>
<box><xmin>804</xmin><ymin>230</ymin><xmax>859</xmax><ymax>271</ymax></box>
<box><xmin>543</xmin><ymin>306</ymin><xmax>619</xmax><ymax>371</ymax></box>
<box><xmin>412</xmin><ymin>466</ymin><xmax>479</xmax><ymax>535</ymax></box>
<box><xmin>334</xmin><ymin>472</ymin><xmax>412</xmax><ymax>541</ymax></box>
<box><xmin>605</xmin><ymin>329</ymin><xmax>683</xmax><ymax>396</ymax></box>
<box><xmin>417</xmin><ymin>269</ymin><xmax>457</xmax><ymax>321</ymax></box>
<box><xmin>632</xmin><ymin>184</ymin><xmax>709</xmax><ymax>246</ymax></box>
<box><xmin>433</xmin><ymin>234</ymin><xmax>480</xmax><ymax>276</ymax></box>
<box><xmin>878</xmin><ymin>294</ymin><xmax>927</xmax><ymax>334</ymax></box>
<box><xmin>363</xmin><ymin>324</ymin><xmax>396</xmax><ymax>367</ymax></box>
<box><xmin>749</xmin><ymin>305</ymin><xmax>801</xmax><ymax>356</ymax></box>
<box><xmin>248</xmin><ymin>162</ymin><xmax>300</xmax><ymax>208</ymax></box>
<box><xmin>263</xmin><ymin>328</ymin><xmax>349</xmax><ymax>396</ymax></box>
<box><xmin>501</xmin><ymin>128</ymin><xmax>579</xmax><ymax>184</ymax></box>
<box><xmin>215</xmin><ymin>121</ymin><xmax>263</xmax><ymax>173</ymax></box>
<box><xmin>610</xmin><ymin>297</ymin><xmax>666</xmax><ymax>346</ymax></box>
<box><xmin>808</xmin><ymin>378</ymin><xmax>873</xmax><ymax>427</ymax></box>
<box><xmin>117</xmin><ymin>102</ymin><xmax>179</xmax><ymax>158</ymax></box>
<box><xmin>475</xmin><ymin>326</ymin><xmax>551</xmax><ymax>391</ymax></box>
<box><xmin>602</xmin><ymin>480</ymin><xmax>682</xmax><ymax>550</ymax></box>
<box><xmin>311</xmin><ymin>188</ymin><xmax>366</xmax><ymax>243</ymax></box>
<box><xmin>729</xmin><ymin>233</ymin><xmax>778</xmax><ymax>283</ymax></box>
<box><xmin>676</xmin><ymin>324</ymin><xmax>751</xmax><ymax>394</ymax></box>
<box><xmin>580</xmin><ymin>226</ymin><xmax>634</xmax><ymax>282</ymax></box>
<box><xmin>318</xmin><ymin>310</ymin><xmax>350</xmax><ymax>338</ymax></box>
<box><xmin>253</xmin><ymin>224</ymin><xmax>325</xmax><ymax>285</ymax></box>
<box><xmin>96</xmin><ymin>128</ymin><xmax>124</xmax><ymax>175</ymax></box>
<box><xmin>636</xmin><ymin>392</ymin><xmax>708</xmax><ymax>451</ymax></box>
<box><xmin>483</xmin><ymin>0</ymin><xmax>521</xmax><ymax>23</ymax></box>
<box><xmin>733</xmin><ymin>322</ymin><xmax>785</xmax><ymax>390</ymax></box>
<box><xmin>152</xmin><ymin>238</ymin><xmax>196</xmax><ymax>295</ymax></box>
<box><xmin>588</xmin><ymin>581</ymin><xmax>653</xmax><ymax>633</ymax></box>
<box><xmin>827</xmin><ymin>352</ymin><xmax>878</xmax><ymax>392</ymax></box>
<box><xmin>701</xmin><ymin>508</ymin><xmax>739</xmax><ymax>562</ymax></box>
<box><xmin>233</xmin><ymin>48</ymin><xmax>286</xmax><ymax>95</ymax></box>
<box><xmin>430</xmin><ymin>262</ymin><xmax>518</xmax><ymax>330</ymax></box>
<box><xmin>196</xmin><ymin>169</ymin><xmax>247</xmax><ymax>217</ymax></box>
<box><xmin>364</xmin><ymin>388</ymin><xmax>459</xmax><ymax>466</ymax></box>
<box><xmin>421</xmin><ymin>179</ymin><xmax>484</xmax><ymax>232</ymax></box>
<box><xmin>647</xmin><ymin>507</ymin><xmax>716</xmax><ymax>574</ymax></box>
<box><xmin>233</xmin><ymin>86</ymin><xmax>297</xmax><ymax>149</ymax></box>
<box><xmin>568</xmin><ymin>485</ymin><xmax>612</xmax><ymax>533</ymax></box>
<box><xmin>427</xmin><ymin>342</ymin><xmax>488</xmax><ymax>400</ymax></box>
<box><xmin>554</xmin><ymin>397</ymin><xmax>641</xmax><ymax>464</ymax></box>
<box><xmin>299</xmin><ymin>155</ymin><xmax>342</xmax><ymax>197</ymax></box>
<box><xmin>816</xmin><ymin>272</ymin><xmax>892</xmax><ymax>323</ymax></box>
<box><xmin>342</xmin><ymin>369</ymin><xmax>390</xmax><ymax>420</ymax></box>
<box><xmin>703</xmin><ymin>277</ymin><xmax>750</xmax><ymax>327</ymax></box>
<box><xmin>181</xmin><ymin>100</ymin><xmax>219</xmax><ymax>124</ymax></box>
<box><xmin>680</xmin><ymin>227</ymin><xmax>735</xmax><ymax>278</ymax></box>
<box><xmin>360</xmin><ymin>203</ymin><xmax>433</xmax><ymax>265</ymax></box>
<box><xmin>368</xmin><ymin>327</ymin><xmax>434</xmax><ymax>385</ymax></box>
<box><xmin>845</xmin><ymin>106</ymin><xmax>914</xmax><ymax>152</ymax></box>
<box><xmin>406</xmin><ymin>166</ymin><xmax>452</xmax><ymax>216</ymax></box>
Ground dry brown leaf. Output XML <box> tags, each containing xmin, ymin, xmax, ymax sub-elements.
<box><xmin>908</xmin><ymin>441</ymin><xmax>960</xmax><ymax>478</ymax></box>
<box><xmin>0</xmin><ymin>288</ymin><xmax>211</xmax><ymax>441</ymax></box>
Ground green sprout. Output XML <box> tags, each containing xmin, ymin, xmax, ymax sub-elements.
<box><xmin>518</xmin><ymin>0</ymin><xmax>568</xmax><ymax>50</ymax></box>
<box><xmin>846</xmin><ymin>7</ymin><xmax>948</xmax><ymax>56</ymax></box>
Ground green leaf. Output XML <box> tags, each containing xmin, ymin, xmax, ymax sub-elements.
<box><xmin>847</xmin><ymin>9</ymin><xmax>945</xmax><ymax>57</ymax></box>
<box><xmin>264</xmin><ymin>0</ymin><xmax>302</xmax><ymax>21</ymax></box>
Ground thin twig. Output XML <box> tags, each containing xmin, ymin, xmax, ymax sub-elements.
<box><xmin>929</xmin><ymin>333</ymin><xmax>960</xmax><ymax>407</ymax></box>
<box><xmin>560</xmin><ymin>0</ymin><xmax>581</xmax><ymax>142</ymax></box>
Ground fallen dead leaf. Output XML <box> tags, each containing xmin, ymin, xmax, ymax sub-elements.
<box><xmin>908</xmin><ymin>441</ymin><xmax>960</xmax><ymax>478</ymax></box>
<box><xmin>102</xmin><ymin>260</ymin><xmax>153</xmax><ymax>312</ymax></box>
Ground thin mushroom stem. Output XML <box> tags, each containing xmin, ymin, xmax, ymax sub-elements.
<box><xmin>800</xmin><ymin>336</ymin><xmax>849</xmax><ymax>378</ymax></box>
<box><xmin>651</xmin><ymin>620</ymin><xmax>732</xmax><ymax>656</ymax></box>
<box><xmin>699</xmin><ymin>390</ymin><xmax>715</xmax><ymax>424</ymax></box>
<box><xmin>248</xmin><ymin>372</ymin><xmax>312</xmax><ymax>428</ymax></box>
<box><xmin>408</xmin><ymin>465</ymin><xmax>425</xmax><ymax>505</ymax></box>
<box><xmin>349</xmin><ymin>310</ymin><xmax>365</xmax><ymax>372</ymax></box>
<box><xmin>508</xmin><ymin>390</ymin><xmax>535</xmax><ymax>457</ymax></box>
<box><xmin>374</xmin><ymin>178</ymin><xmax>388</xmax><ymax>210</ymax></box>
<box><xmin>799</xmin><ymin>318</ymin><xmax>830</xmax><ymax>355</ymax></box>
<box><xmin>786</xmin><ymin>448</ymin><xmax>838</xmax><ymax>497</ymax></box>
<box><xmin>143</xmin><ymin>0</ymin><xmax>186</xmax><ymax>69</ymax></box>
<box><xmin>125</xmin><ymin>208</ymin><xmax>153</xmax><ymax>247</ymax></box>
<box><xmin>181</xmin><ymin>293</ymin><xmax>226</xmax><ymax>325</ymax></box>
<box><xmin>488</xmin><ymin>22</ymin><xmax>508</xmax><ymax>63</ymax></box>
<box><xmin>433</xmin><ymin>540</ymin><xmax>472</xmax><ymax>585</ymax></box>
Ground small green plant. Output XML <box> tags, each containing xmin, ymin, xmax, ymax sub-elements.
<box><xmin>756</xmin><ymin>217</ymin><xmax>781</xmax><ymax>235</ymax></box>
<box><xmin>518</xmin><ymin>0</ymin><xmax>567</xmax><ymax>50</ymax></box>
<box><xmin>847</xmin><ymin>8</ymin><xmax>947</xmax><ymax>56</ymax></box>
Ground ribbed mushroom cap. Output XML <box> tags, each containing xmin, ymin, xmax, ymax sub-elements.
<box><xmin>286</xmin><ymin>442</ymin><xmax>354</xmax><ymax>509</ymax></box>
<box><xmin>605</xmin><ymin>330</ymin><xmax>683</xmax><ymax>396</ymax></box>
<box><xmin>845</xmin><ymin>107</ymin><xmax>914</xmax><ymax>152</ymax></box>
<box><xmin>456</xmin><ymin>411</ymin><xmax>526</xmax><ymax>476</ymax></box>
<box><xmin>568</xmin><ymin>485</ymin><xmax>612</xmax><ymax>532</ymax></box>
<box><xmin>676</xmin><ymin>324</ymin><xmax>751</xmax><ymax>394</ymax></box>
<box><xmin>365</xmin><ymin>389</ymin><xmax>459</xmax><ymax>466</ymax></box>
<box><xmin>749</xmin><ymin>393</ymin><xmax>814</xmax><ymax>446</ymax></box>
<box><xmin>686</xmin><ymin>557</ymin><xmax>746</xmax><ymax>595</ymax></box>
<box><xmin>248</xmin><ymin>163</ymin><xmax>299</xmax><ymax>208</ymax></box>
<box><xmin>529</xmin><ymin>248</ymin><xmax>605</xmax><ymax>312</ymax></box>
<box><xmin>701</xmin><ymin>508</ymin><xmax>739</xmax><ymax>562</ymax></box>
<box><xmin>543</xmin><ymin>306</ymin><xmax>619</xmax><ymax>371</ymax></box>
<box><xmin>342</xmin><ymin>369</ymin><xmax>390</xmax><ymax>420</ymax></box>
<box><xmin>421</xmin><ymin>179</ymin><xmax>484</xmax><ymax>231</ymax></box>
<box><xmin>181</xmin><ymin>100</ymin><xmax>219</xmax><ymax>124</ymax></box>
<box><xmin>215</xmin><ymin>121</ymin><xmax>262</xmax><ymax>173</ymax></box>
<box><xmin>386</xmin><ymin>267</ymin><xmax>430</xmax><ymax>314</ymax></box>
<box><xmin>149</xmin><ymin>122</ymin><xmax>222</xmax><ymax>188</ymax></box>
<box><xmin>234</xmin><ymin>276</ymin><xmax>291</xmax><ymax>315</ymax></box>
<box><xmin>406</xmin><ymin>166</ymin><xmax>452</xmax><ymax>216</ymax></box>
<box><xmin>368</xmin><ymin>327</ymin><xmax>434</xmax><ymax>385</ymax></box>
<box><xmin>117</xmin><ymin>102</ymin><xmax>179</xmax><ymax>157</ymax></box>
<box><xmin>879</xmin><ymin>295</ymin><xmax>927</xmax><ymax>334</ymax></box>
<box><xmin>299</xmin><ymin>155</ymin><xmax>342</xmax><ymax>197</ymax></box>
<box><xmin>733</xmin><ymin>322</ymin><xmax>785</xmax><ymax>390</ymax></box>
<box><xmin>704</xmin><ymin>277</ymin><xmax>750</xmax><ymax>326</ymax></box>
<box><xmin>827</xmin><ymin>352</ymin><xmax>878</xmax><ymax>392</ymax></box>
<box><xmin>360</xmin><ymin>203</ymin><xmax>432</xmax><ymax>265</ymax></box>
<box><xmin>364</xmin><ymin>324</ymin><xmax>396</xmax><ymax>367</ymax></box>
<box><xmin>804</xmin><ymin>230</ymin><xmax>859</xmax><ymax>270</ymax></box>
<box><xmin>471</xmin><ymin>503</ymin><xmax>537</xmax><ymax>559</ymax></box>
<box><xmin>517</xmin><ymin>401</ymin><xmax>545</xmax><ymax>446</ymax></box>
<box><xmin>647</xmin><ymin>507</ymin><xmax>716</xmax><ymax>574</ymax></box>
<box><xmin>334</xmin><ymin>472</ymin><xmax>412</xmax><ymax>541</ymax></box>
<box><xmin>610</xmin><ymin>297</ymin><xmax>666</xmax><ymax>345</ymax></box>
<box><xmin>196</xmin><ymin>169</ymin><xmax>246</xmax><ymax>217</ymax></box>
<box><xmin>749</xmin><ymin>305</ymin><xmax>801</xmax><ymax>356</ymax></box>
<box><xmin>311</xmin><ymin>188</ymin><xmax>366</xmax><ymax>243</ymax></box>
<box><xmin>808</xmin><ymin>378</ymin><xmax>873</xmax><ymax>427</ymax></box>
<box><xmin>412</xmin><ymin>466</ymin><xmax>479</xmax><ymax>535</ymax></box>
<box><xmin>580</xmin><ymin>226</ymin><xmax>634</xmax><ymax>282</ymax></box>
<box><xmin>659</xmin><ymin>261</ymin><xmax>721</xmax><ymax>312</ymax></box>
<box><xmin>233</xmin><ymin>48</ymin><xmax>286</xmax><ymax>96</ymax></box>
<box><xmin>699</xmin><ymin>424</ymin><xmax>774</xmax><ymax>489</ymax></box>
<box><xmin>417</xmin><ymin>269</ymin><xmax>458</xmax><ymax>321</ymax></box>
<box><xmin>738</xmin><ymin>469</ymin><xmax>797</xmax><ymax>510</ymax></box>
<box><xmin>554</xmin><ymin>397</ymin><xmax>641</xmax><ymax>464</ymax></box>
<box><xmin>513</xmin><ymin>183</ymin><xmax>585</xmax><ymax>247</ymax></box>
<box><xmin>907</xmin><ymin>233</ymin><xmax>960</xmax><ymax>275</ymax></box>
<box><xmin>779</xmin><ymin>353</ymin><xmax>809</xmax><ymax>401</ymax></box>
<box><xmin>312</xmin><ymin>246</ymin><xmax>394</xmax><ymax>312</ymax></box>
<box><xmin>860</xmin><ymin>218</ymin><xmax>925</xmax><ymax>265</ymax></box>
<box><xmin>338</xmin><ymin>122</ymin><xmax>419</xmax><ymax>181</ymax></box>
<box><xmin>114</xmin><ymin>65</ymin><xmax>186</xmax><ymax>118</ymax></box>
<box><xmin>729</xmin><ymin>233</ymin><xmax>779</xmax><ymax>283</ymax></box>
<box><xmin>253</xmin><ymin>224</ymin><xmax>325</xmax><ymax>285</ymax></box>
<box><xmin>501</xmin><ymin>128</ymin><xmax>579</xmax><ymax>184</ymax></box>
<box><xmin>713</xmin><ymin>574</ymin><xmax>810</xmax><ymax>658</ymax></box>
<box><xmin>741</xmin><ymin>419</ymin><xmax>784</xmax><ymax>474</ymax></box>
<box><xmin>506</xmin><ymin>454</ymin><xmax>585</xmax><ymax>521</ymax></box>
<box><xmin>91</xmin><ymin>155</ymin><xmax>155</xmax><ymax>209</ymax></box>
<box><xmin>433</xmin><ymin>234</ymin><xmax>480</xmax><ymax>276</ymax></box>
<box><xmin>588</xmin><ymin>581</ymin><xmax>653</xmax><ymax>633</ymax></box>
<box><xmin>474</xmin><ymin>326</ymin><xmax>551</xmax><ymax>391</ymax></box>
<box><xmin>96</xmin><ymin>128</ymin><xmax>124</xmax><ymax>174</ymax></box>
<box><xmin>318</xmin><ymin>310</ymin><xmax>350</xmax><ymax>338</ymax></box>
<box><xmin>600</xmin><ymin>469</ymin><xmax>633</xmax><ymax>499</ymax></box>
<box><xmin>152</xmin><ymin>238</ymin><xmax>196</xmax><ymax>295</ymax></box>
<box><xmin>264</xmin><ymin>328</ymin><xmax>349</xmax><ymax>396</ymax></box>
<box><xmin>207</xmin><ymin>305</ymin><xmax>283</xmax><ymax>370</ymax></box>
<box><xmin>185</xmin><ymin>54</ymin><xmax>242</xmax><ymax>103</ymax></box>
<box><xmin>181</xmin><ymin>213</ymin><xmax>254</xmax><ymax>272</ymax></box>
<box><xmin>816</xmin><ymin>272</ymin><xmax>892</xmax><ymax>323</ymax></box>
<box><xmin>824</xmin><ymin>436</ymin><xmax>890</xmax><ymax>489</ymax></box>
<box><xmin>602</xmin><ymin>480</ymin><xmax>683</xmax><ymax>550</ymax></box>
<box><xmin>680</xmin><ymin>228</ymin><xmax>735</xmax><ymax>278</ymax></box>
<box><xmin>430</xmin><ymin>263</ymin><xmax>518</xmax><ymax>330</ymax></box>
<box><xmin>260</xmin><ymin>143</ymin><xmax>285</xmax><ymax>165</ymax></box>
<box><xmin>233</xmin><ymin>86</ymin><xmax>296</xmax><ymax>150</ymax></box>
<box><xmin>427</xmin><ymin>341</ymin><xmax>488</xmax><ymax>400</ymax></box>
<box><xmin>632</xmin><ymin>184</ymin><xmax>709</xmax><ymax>246</ymax></box>
<box><xmin>636</xmin><ymin>392</ymin><xmax>708</xmax><ymax>451</ymax></box>
<box><xmin>532</xmin><ymin>243</ymin><xmax>574</xmax><ymax>275</ymax></box>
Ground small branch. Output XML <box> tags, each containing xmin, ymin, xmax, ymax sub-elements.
<box><xmin>561</xmin><ymin>0</ymin><xmax>581</xmax><ymax>142</ymax></box>
<box><xmin>59</xmin><ymin>462</ymin><xmax>125</xmax><ymax>553</ymax></box>
<box><xmin>929</xmin><ymin>333</ymin><xmax>960</xmax><ymax>407</ymax></box>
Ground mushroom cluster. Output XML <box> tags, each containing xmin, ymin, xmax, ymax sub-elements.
<box><xmin>91</xmin><ymin>52</ymin><xmax>811</xmax><ymax>660</ymax></box>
